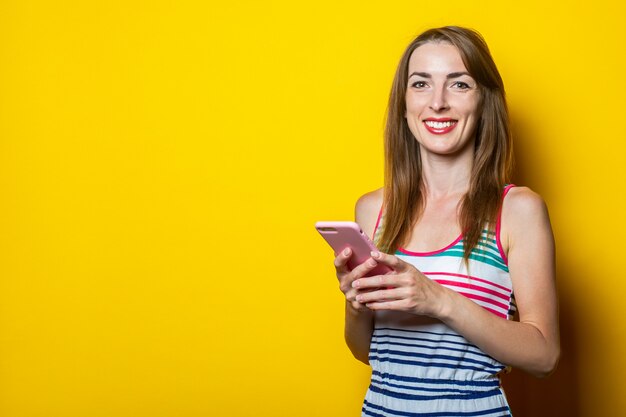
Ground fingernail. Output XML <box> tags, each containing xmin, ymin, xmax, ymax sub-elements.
<box><xmin>352</xmin><ymin>280</ymin><xmax>360</xmax><ymax>288</ymax></box>
<box><xmin>356</xmin><ymin>295</ymin><xmax>363</xmax><ymax>302</ymax></box>
<box><xmin>371</xmin><ymin>251</ymin><xmax>380</xmax><ymax>258</ymax></box>
<box><xmin>368</xmin><ymin>259</ymin><xmax>377</xmax><ymax>267</ymax></box>
<box><xmin>343</xmin><ymin>248</ymin><xmax>351</xmax><ymax>256</ymax></box>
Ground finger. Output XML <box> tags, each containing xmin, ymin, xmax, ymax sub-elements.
<box><xmin>334</xmin><ymin>247</ymin><xmax>352</xmax><ymax>274</ymax></box>
<box><xmin>350</xmin><ymin>300</ymin><xmax>370</xmax><ymax>312</ymax></box>
<box><xmin>364</xmin><ymin>300</ymin><xmax>403</xmax><ymax>311</ymax></box>
<box><xmin>344</xmin><ymin>288</ymin><xmax>371</xmax><ymax>312</ymax></box>
<box><xmin>370</xmin><ymin>251</ymin><xmax>407</xmax><ymax>271</ymax></box>
<box><xmin>355</xmin><ymin>287</ymin><xmax>403</xmax><ymax>304</ymax></box>
<box><xmin>352</xmin><ymin>274</ymin><xmax>400</xmax><ymax>290</ymax></box>
<box><xmin>345</xmin><ymin>284</ymin><xmax>377</xmax><ymax>304</ymax></box>
<box><xmin>339</xmin><ymin>258</ymin><xmax>380</xmax><ymax>293</ymax></box>
<box><xmin>348</xmin><ymin>256</ymin><xmax>380</xmax><ymax>279</ymax></box>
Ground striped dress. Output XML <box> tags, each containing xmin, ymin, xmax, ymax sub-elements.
<box><xmin>363</xmin><ymin>187</ymin><xmax>516</xmax><ymax>416</ymax></box>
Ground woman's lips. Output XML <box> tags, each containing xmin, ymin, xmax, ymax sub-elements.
<box><xmin>423</xmin><ymin>119</ymin><xmax>458</xmax><ymax>134</ymax></box>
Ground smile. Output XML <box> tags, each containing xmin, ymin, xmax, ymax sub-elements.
<box><xmin>423</xmin><ymin>119</ymin><xmax>458</xmax><ymax>134</ymax></box>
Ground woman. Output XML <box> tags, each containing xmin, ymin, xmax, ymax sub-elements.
<box><xmin>334</xmin><ymin>26</ymin><xmax>559</xmax><ymax>416</ymax></box>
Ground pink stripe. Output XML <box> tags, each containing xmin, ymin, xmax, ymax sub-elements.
<box><xmin>457</xmin><ymin>291</ymin><xmax>509</xmax><ymax>311</ymax></box>
<box><xmin>397</xmin><ymin>234</ymin><xmax>463</xmax><ymax>256</ymax></box>
<box><xmin>496</xmin><ymin>184</ymin><xmax>515</xmax><ymax>266</ymax></box>
<box><xmin>433</xmin><ymin>279</ymin><xmax>509</xmax><ymax>301</ymax></box>
<box><xmin>372</xmin><ymin>206</ymin><xmax>383</xmax><ymax>240</ymax></box>
<box><xmin>424</xmin><ymin>272</ymin><xmax>511</xmax><ymax>293</ymax></box>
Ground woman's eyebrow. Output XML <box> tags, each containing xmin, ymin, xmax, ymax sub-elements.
<box><xmin>409</xmin><ymin>72</ymin><xmax>431</xmax><ymax>78</ymax></box>
<box><xmin>408</xmin><ymin>71</ymin><xmax>471</xmax><ymax>79</ymax></box>
<box><xmin>447</xmin><ymin>71</ymin><xmax>471</xmax><ymax>79</ymax></box>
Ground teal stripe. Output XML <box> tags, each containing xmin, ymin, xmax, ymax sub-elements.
<box><xmin>470</xmin><ymin>248</ymin><xmax>508</xmax><ymax>270</ymax></box>
<box><xmin>447</xmin><ymin>243</ymin><xmax>504</xmax><ymax>266</ymax></box>
<box><xmin>475</xmin><ymin>241</ymin><xmax>500</xmax><ymax>254</ymax></box>
<box><xmin>429</xmin><ymin>250</ymin><xmax>509</xmax><ymax>272</ymax></box>
<box><xmin>453</xmin><ymin>235</ymin><xmax>502</xmax><ymax>262</ymax></box>
<box><xmin>474</xmin><ymin>242</ymin><xmax>502</xmax><ymax>258</ymax></box>
<box><xmin>391</xmin><ymin>228</ymin><xmax>508</xmax><ymax>272</ymax></box>
<box><xmin>477</xmin><ymin>233</ymin><xmax>500</xmax><ymax>253</ymax></box>
<box><xmin>456</xmin><ymin>246</ymin><xmax>508</xmax><ymax>271</ymax></box>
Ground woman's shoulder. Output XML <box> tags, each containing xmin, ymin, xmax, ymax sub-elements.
<box><xmin>501</xmin><ymin>186</ymin><xmax>552</xmax><ymax>252</ymax></box>
<box><xmin>355</xmin><ymin>188</ymin><xmax>384</xmax><ymax>238</ymax></box>
<box><xmin>503</xmin><ymin>186</ymin><xmax>549</xmax><ymax>219</ymax></box>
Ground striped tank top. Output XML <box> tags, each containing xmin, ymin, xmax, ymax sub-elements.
<box><xmin>362</xmin><ymin>185</ymin><xmax>516</xmax><ymax>417</ymax></box>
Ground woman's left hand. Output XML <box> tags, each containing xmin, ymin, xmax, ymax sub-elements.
<box><xmin>352</xmin><ymin>251</ymin><xmax>449</xmax><ymax>318</ymax></box>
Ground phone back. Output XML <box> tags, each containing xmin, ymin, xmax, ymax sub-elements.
<box><xmin>315</xmin><ymin>221</ymin><xmax>391</xmax><ymax>276</ymax></box>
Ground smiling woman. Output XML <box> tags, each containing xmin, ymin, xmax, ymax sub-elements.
<box><xmin>405</xmin><ymin>42</ymin><xmax>482</xmax><ymax>157</ymax></box>
<box><xmin>331</xmin><ymin>26</ymin><xmax>559</xmax><ymax>416</ymax></box>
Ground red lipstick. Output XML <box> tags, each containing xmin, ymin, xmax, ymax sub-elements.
<box><xmin>423</xmin><ymin>118</ymin><xmax>458</xmax><ymax>135</ymax></box>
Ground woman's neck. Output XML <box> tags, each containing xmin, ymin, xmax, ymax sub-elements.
<box><xmin>420</xmin><ymin>149</ymin><xmax>474</xmax><ymax>200</ymax></box>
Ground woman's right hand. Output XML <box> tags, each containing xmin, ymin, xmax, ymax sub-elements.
<box><xmin>334</xmin><ymin>247</ymin><xmax>380</xmax><ymax>312</ymax></box>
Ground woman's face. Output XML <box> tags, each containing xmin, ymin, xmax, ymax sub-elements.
<box><xmin>405</xmin><ymin>42</ymin><xmax>482</xmax><ymax>157</ymax></box>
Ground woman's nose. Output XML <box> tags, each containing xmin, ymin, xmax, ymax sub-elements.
<box><xmin>428</xmin><ymin>87</ymin><xmax>449</xmax><ymax>112</ymax></box>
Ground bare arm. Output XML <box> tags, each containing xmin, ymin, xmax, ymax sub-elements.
<box><xmin>352</xmin><ymin>188</ymin><xmax>560</xmax><ymax>377</ymax></box>
<box><xmin>335</xmin><ymin>189</ymin><xmax>382</xmax><ymax>364</ymax></box>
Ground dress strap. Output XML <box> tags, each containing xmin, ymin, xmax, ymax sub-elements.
<box><xmin>495</xmin><ymin>184</ymin><xmax>516</xmax><ymax>265</ymax></box>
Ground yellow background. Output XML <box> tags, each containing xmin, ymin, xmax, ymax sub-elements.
<box><xmin>0</xmin><ymin>1</ymin><xmax>624</xmax><ymax>416</ymax></box>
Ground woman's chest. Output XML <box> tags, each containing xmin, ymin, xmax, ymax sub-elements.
<box><xmin>403</xmin><ymin>206</ymin><xmax>461</xmax><ymax>252</ymax></box>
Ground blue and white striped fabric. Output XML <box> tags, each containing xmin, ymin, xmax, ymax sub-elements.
<box><xmin>363</xmin><ymin>321</ymin><xmax>511</xmax><ymax>416</ymax></box>
<box><xmin>364</xmin><ymin>196</ymin><xmax>516</xmax><ymax>415</ymax></box>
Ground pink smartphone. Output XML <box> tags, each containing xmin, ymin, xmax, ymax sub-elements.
<box><xmin>315</xmin><ymin>221</ymin><xmax>392</xmax><ymax>276</ymax></box>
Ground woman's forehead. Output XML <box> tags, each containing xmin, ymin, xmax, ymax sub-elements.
<box><xmin>408</xmin><ymin>42</ymin><xmax>469</xmax><ymax>75</ymax></box>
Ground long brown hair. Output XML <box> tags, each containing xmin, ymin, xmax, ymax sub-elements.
<box><xmin>378</xmin><ymin>26</ymin><xmax>513</xmax><ymax>259</ymax></box>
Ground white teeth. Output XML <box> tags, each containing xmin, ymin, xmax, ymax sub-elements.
<box><xmin>424</xmin><ymin>120</ymin><xmax>455</xmax><ymax>129</ymax></box>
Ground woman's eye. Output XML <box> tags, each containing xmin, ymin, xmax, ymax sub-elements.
<box><xmin>411</xmin><ymin>81</ymin><xmax>427</xmax><ymax>88</ymax></box>
<box><xmin>452</xmin><ymin>81</ymin><xmax>471</xmax><ymax>89</ymax></box>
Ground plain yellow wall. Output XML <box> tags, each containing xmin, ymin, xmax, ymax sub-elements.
<box><xmin>0</xmin><ymin>1</ymin><xmax>624</xmax><ymax>416</ymax></box>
